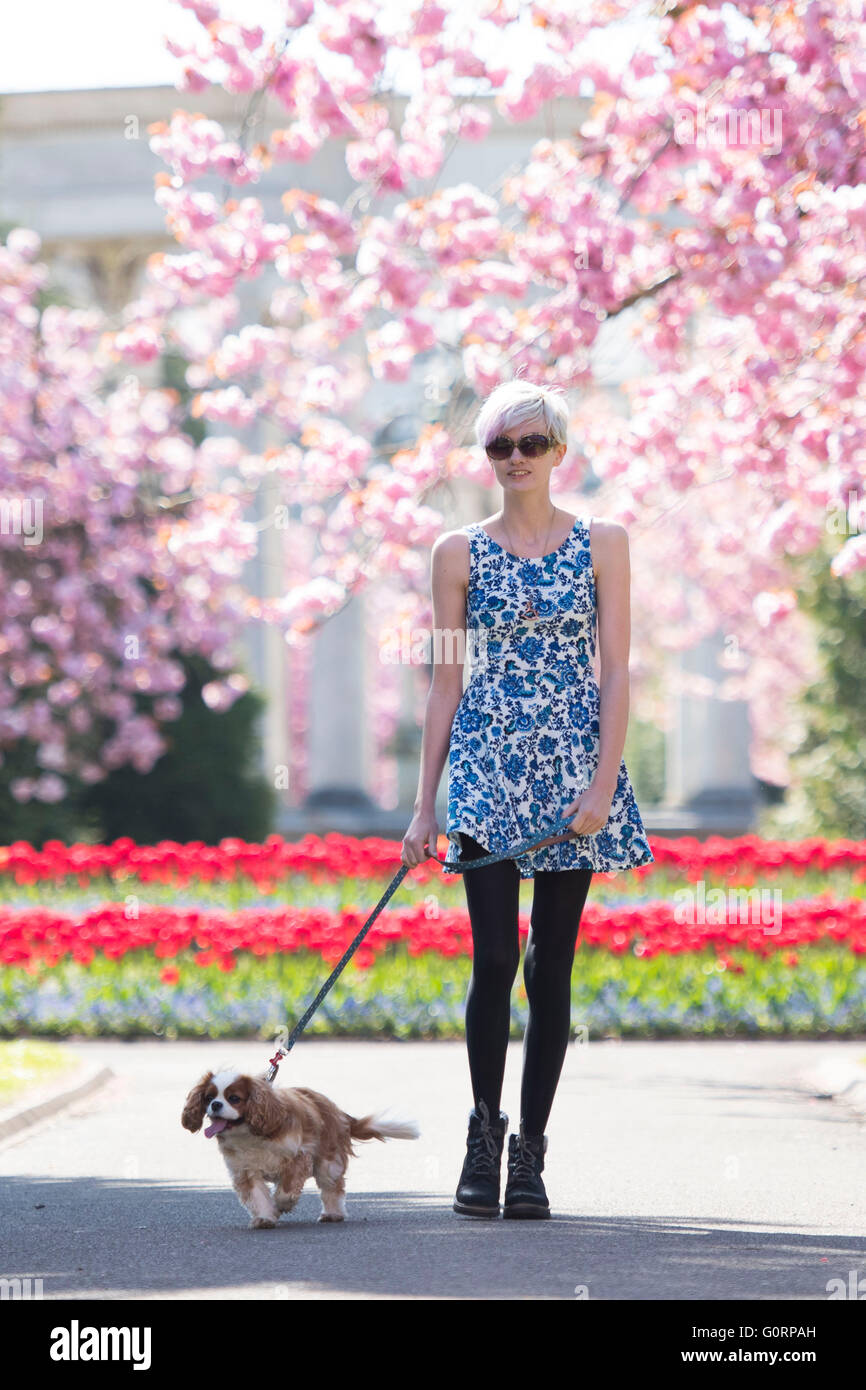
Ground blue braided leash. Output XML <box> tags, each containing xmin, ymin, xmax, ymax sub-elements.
<box><xmin>265</xmin><ymin>809</ymin><xmax>578</xmax><ymax>1082</ymax></box>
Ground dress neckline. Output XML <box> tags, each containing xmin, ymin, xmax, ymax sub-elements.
<box><xmin>475</xmin><ymin>515</ymin><xmax>582</xmax><ymax>562</ymax></box>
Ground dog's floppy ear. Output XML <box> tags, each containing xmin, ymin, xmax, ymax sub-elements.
<box><xmin>181</xmin><ymin>1071</ymin><xmax>214</xmax><ymax>1133</ymax></box>
<box><xmin>244</xmin><ymin>1077</ymin><xmax>286</xmax><ymax>1139</ymax></box>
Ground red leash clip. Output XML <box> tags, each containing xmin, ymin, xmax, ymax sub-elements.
<box><xmin>266</xmin><ymin>1050</ymin><xmax>285</xmax><ymax>1083</ymax></box>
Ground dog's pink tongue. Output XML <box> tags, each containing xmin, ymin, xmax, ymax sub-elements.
<box><xmin>204</xmin><ymin>1118</ymin><xmax>228</xmax><ymax>1138</ymax></box>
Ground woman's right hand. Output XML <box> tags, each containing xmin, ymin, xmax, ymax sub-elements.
<box><xmin>401</xmin><ymin>808</ymin><xmax>439</xmax><ymax>869</ymax></box>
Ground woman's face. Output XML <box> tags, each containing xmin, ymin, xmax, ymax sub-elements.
<box><xmin>487</xmin><ymin>413</ymin><xmax>567</xmax><ymax>490</ymax></box>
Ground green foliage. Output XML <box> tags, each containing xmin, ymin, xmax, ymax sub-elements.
<box><xmin>0</xmin><ymin>744</ymin><xmax>82</xmax><ymax>845</ymax></box>
<box><xmin>623</xmin><ymin>715</ymin><xmax>666</xmax><ymax>805</ymax></box>
<box><xmin>161</xmin><ymin>349</ymin><xmax>206</xmax><ymax>447</ymax></box>
<box><xmin>0</xmin><ymin>1039</ymin><xmax>79</xmax><ymax>1102</ymax></box>
<box><xmin>759</xmin><ymin>530</ymin><xmax>866</xmax><ymax>839</ymax></box>
<box><xmin>76</xmin><ymin>652</ymin><xmax>277</xmax><ymax>845</ymax></box>
<box><xmin>0</xmin><ymin>652</ymin><xmax>276</xmax><ymax>847</ymax></box>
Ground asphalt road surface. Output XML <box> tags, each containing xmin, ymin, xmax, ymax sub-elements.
<box><xmin>1</xmin><ymin>1037</ymin><xmax>865</xmax><ymax>1301</ymax></box>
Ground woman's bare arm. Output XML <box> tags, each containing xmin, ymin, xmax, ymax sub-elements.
<box><xmin>401</xmin><ymin>531</ymin><xmax>470</xmax><ymax>867</ymax></box>
<box><xmin>591</xmin><ymin>518</ymin><xmax>631</xmax><ymax>798</ymax></box>
<box><xmin>552</xmin><ymin>518</ymin><xmax>632</xmax><ymax>843</ymax></box>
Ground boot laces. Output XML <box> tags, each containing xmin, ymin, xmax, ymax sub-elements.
<box><xmin>467</xmin><ymin>1100</ymin><xmax>500</xmax><ymax>1175</ymax></box>
<box><xmin>511</xmin><ymin>1131</ymin><xmax>542</xmax><ymax>1182</ymax></box>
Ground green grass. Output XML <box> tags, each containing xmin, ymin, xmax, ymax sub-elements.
<box><xmin>0</xmin><ymin>1038</ymin><xmax>80</xmax><ymax>1105</ymax></box>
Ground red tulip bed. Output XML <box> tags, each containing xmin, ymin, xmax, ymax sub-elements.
<box><xmin>1</xmin><ymin>833</ymin><xmax>865</xmax><ymax>1040</ymax></box>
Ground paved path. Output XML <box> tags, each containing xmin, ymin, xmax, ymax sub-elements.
<box><xmin>1</xmin><ymin>1038</ymin><xmax>865</xmax><ymax>1300</ymax></box>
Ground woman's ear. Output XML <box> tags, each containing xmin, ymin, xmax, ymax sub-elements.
<box><xmin>244</xmin><ymin>1078</ymin><xmax>286</xmax><ymax>1138</ymax></box>
<box><xmin>181</xmin><ymin>1071</ymin><xmax>214</xmax><ymax>1133</ymax></box>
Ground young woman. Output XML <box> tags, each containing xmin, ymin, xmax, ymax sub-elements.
<box><xmin>401</xmin><ymin>379</ymin><xmax>654</xmax><ymax>1219</ymax></box>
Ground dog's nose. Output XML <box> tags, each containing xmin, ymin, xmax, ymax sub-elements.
<box><xmin>210</xmin><ymin>1100</ymin><xmax>222</xmax><ymax>1112</ymax></box>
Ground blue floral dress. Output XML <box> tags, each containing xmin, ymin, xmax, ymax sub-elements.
<box><xmin>443</xmin><ymin>515</ymin><xmax>654</xmax><ymax>878</ymax></box>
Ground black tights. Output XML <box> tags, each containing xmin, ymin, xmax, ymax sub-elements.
<box><xmin>458</xmin><ymin>832</ymin><xmax>593</xmax><ymax>1137</ymax></box>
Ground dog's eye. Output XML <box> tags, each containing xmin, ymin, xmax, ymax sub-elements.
<box><xmin>227</xmin><ymin>1095</ymin><xmax>241</xmax><ymax>1103</ymax></box>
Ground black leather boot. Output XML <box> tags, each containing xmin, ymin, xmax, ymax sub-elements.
<box><xmin>453</xmin><ymin>1100</ymin><xmax>508</xmax><ymax>1217</ymax></box>
<box><xmin>503</xmin><ymin>1122</ymin><xmax>550</xmax><ymax>1219</ymax></box>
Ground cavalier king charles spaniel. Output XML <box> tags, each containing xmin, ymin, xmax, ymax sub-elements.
<box><xmin>182</xmin><ymin>1067</ymin><xmax>420</xmax><ymax>1228</ymax></box>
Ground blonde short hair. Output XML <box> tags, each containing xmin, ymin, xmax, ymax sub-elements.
<box><xmin>474</xmin><ymin>380</ymin><xmax>569</xmax><ymax>449</ymax></box>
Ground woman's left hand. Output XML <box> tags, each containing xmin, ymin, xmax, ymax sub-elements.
<box><xmin>533</xmin><ymin>781</ymin><xmax>615</xmax><ymax>849</ymax></box>
<box><xmin>561</xmin><ymin>782</ymin><xmax>615</xmax><ymax>839</ymax></box>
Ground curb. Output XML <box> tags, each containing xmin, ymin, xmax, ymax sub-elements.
<box><xmin>0</xmin><ymin>1065</ymin><xmax>115</xmax><ymax>1143</ymax></box>
<box><xmin>797</xmin><ymin>1057</ymin><xmax>866</xmax><ymax>1120</ymax></box>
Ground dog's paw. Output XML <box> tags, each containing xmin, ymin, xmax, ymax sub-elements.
<box><xmin>274</xmin><ymin>1188</ymin><xmax>301</xmax><ymax>1212</ymax></box>
<box><xmin>250</xmin><ymin>1216</ymin><xmax>277</xmax><ymax>1229</ymax></box>
<box><xmin>317</xmin><ymin>1213</ymin><xmax>345</xmax><ymax>1223</ymax></box>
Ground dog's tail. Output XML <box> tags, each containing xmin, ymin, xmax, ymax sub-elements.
<box><xmin>349</xmin><ymin>1112</ymin><xmax>420</xmax><ymax>1143</ymax></box>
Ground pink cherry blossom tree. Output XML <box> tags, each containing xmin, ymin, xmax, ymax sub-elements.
<box><xmin>134</xmin><ymin>0</ymin><xmax>866</xmax><ymax>793</ymax></box>
<box><xmin>4</xmin><ymin>0</ymin><xmax>865</xmax><ymax>803</ymax></box>
<box><xmin>0</xmin><ymin>226</ymin><xmax>259</xmax><ymax>803</ymax></box>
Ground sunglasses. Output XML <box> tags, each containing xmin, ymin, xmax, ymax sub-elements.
<box><xmin>485</xmin><ymin>433</ymin><xmax>556</xmax><ymax>461</ymax></box>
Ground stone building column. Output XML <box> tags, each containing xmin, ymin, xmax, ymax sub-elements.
<box><xmin>664</xmin><ymin>627</ymin><xmax>756</xmax><ymax>821</ymax></box>
<box><xmin>302</xmin><ymin>590</ymin><xmax>376</xmax><ymax>811</ymax></box>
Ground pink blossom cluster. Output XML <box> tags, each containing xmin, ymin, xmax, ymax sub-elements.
<box><xmin>148</xmin><ymin>111</ymin><xmax>265</xmax><ymax>185</ymax></box>
<box><xmin>0</xmin><ymin>230</ymin><xmax>260</xmax><ymax>800</ymax></box>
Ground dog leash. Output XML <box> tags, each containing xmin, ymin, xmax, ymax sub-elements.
<box><xmin>265</xmin><ymin>809</ymin><xmax>579</xmax><ymax>1083</ymax></box>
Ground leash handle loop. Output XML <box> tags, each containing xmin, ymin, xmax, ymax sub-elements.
<box><xmin>425</xmin><ymin>811</ymin><xmax>577</xmax><ymax>873</ymax></box>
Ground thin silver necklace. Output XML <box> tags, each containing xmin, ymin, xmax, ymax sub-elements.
<box><xmin>501</xmin><ymin>503</ymin><xmax>558</xmax><ymax>620</ymax></box>
<box><xmin>501</xmin><ymin>503</ymin><xmax>558</xmax><ymax>559</ymax></box>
